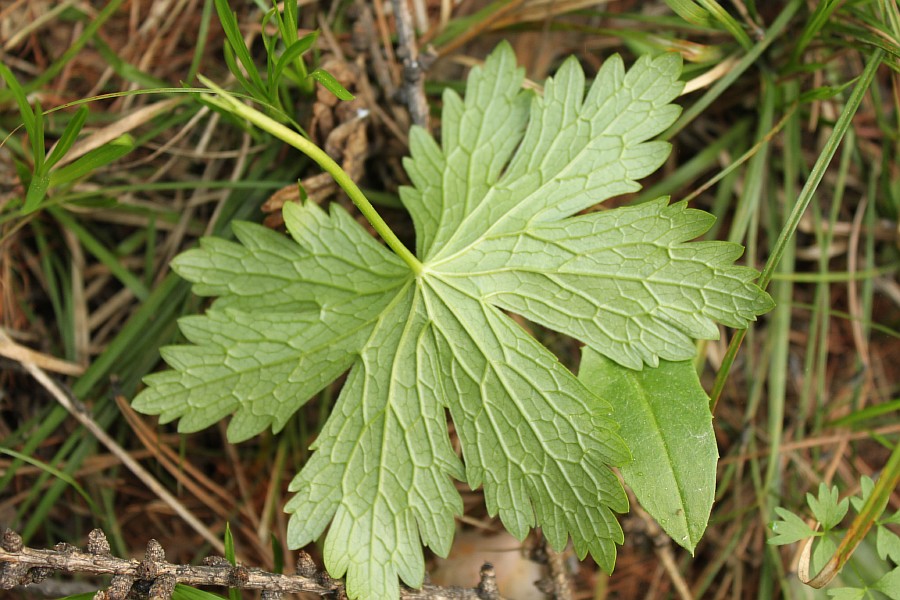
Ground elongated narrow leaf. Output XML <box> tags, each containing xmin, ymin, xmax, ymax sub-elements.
<box><xmin>136</xmin><ymin>43</ymin><xmax>772</xmax><ymax>600</ymax></box>
<box><xmin>273</xmin><ymin>33</ymin><xmax>317</xmax><ymax>85</ymax></box>
<box><xmin>213</xmin><ymin>0</ymin><xmax>266</xmax><ymax>96</ymax></box>
<box><xmin>579</xmin><ymin>348</ymin><xmax>717</xmax><ymax>552</ymax></box>
<box><xmin>46</xmin><ymin>106</ymin><xmax>89</xmax><ymax>169</ymax></box>
<box><xmin>0</xmin><ymin>63</ymin><xmax>35</xmax><ymax>133</ymax></box>
<box><xmin>308</xmin><ymin>68</ymin><xmax>354</xmax><ymax>100</ymax></box>
<box><xmin>23</xmin><ymin>171</ymin><xmax>50</xmax><ymax>213</ymax></box>
<box><xmin>49</xmin><ymin>134</ymin><xmax>135</xmax><ymax>187</ymax></box>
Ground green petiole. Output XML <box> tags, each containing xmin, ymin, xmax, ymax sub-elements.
<box><xmin>197</xmin><ymin>75</ymin><xmax>424</xmax><ymax>275</ymax></box>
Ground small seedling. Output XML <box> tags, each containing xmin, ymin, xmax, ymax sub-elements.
<box><xmin>770</xmin><ymin>478</ymin><xmax>900</xmax><ymax>598</ymax></box>
<box><xmin>0</xmin><ymin>63</ymin><xmax>134</xmax><ymax>215</ymax></box>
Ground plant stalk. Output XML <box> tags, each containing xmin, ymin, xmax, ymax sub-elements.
<box><xmin>198</xmin><ymin>76</ymin><xmax>424</xmax><ymax>274</ymax></box>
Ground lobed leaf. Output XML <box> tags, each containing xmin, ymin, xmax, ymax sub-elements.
<box><xmin>439</xmin><ymin>198</ymin><xmax>773</xmax><ymax>369</ymax></box>
<box><xmin>769</xmin><ymin>507</ymin><xmax>817</xmax><ymax>545</ymax></box>
<box><xmin>808</xmin><ymin>482</ymin><xmax>850</xmax><ymax>531</ymax></box>
<box><xmin>136</xmin><ymin>42</ymin><xmax>774</xmax><ymax>599</ymax></box>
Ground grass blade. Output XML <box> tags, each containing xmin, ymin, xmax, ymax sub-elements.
<box><xmin>49</xmin><ymin>134</ymin><xmax>135</xmax><ymax>187</ymax></box>
<box><xmin>710</xmin><ymin>48</ymin><xmax>886</xmax><ymax>410</ymax></box>
<box><xmin>49</xmin><ymin>207</ymin><xmax>151</xmax><ymax>301</ymax></box>
<box><xmin>45</xmin><ymin>106</ymin><xmax>89</xmax><ymax>169</ymax></box>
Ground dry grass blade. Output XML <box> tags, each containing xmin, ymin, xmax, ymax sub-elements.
<box><xmin>112</xmin><ymin>394</ymin><xmax>271</xmax><ymax>562</ymax></box>
<box><xmin>56</xmin><ymin>98</ymin><xmax>182</xmax><ymax>167</ymax></box>
<box><xmin>0</xmin><ymin>330</ymin><xmax>84</xmax><ymax>375</ymax></box>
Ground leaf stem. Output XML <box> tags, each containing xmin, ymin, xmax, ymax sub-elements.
<box><xmin>198</xmin><ymin>76</ymin><xmax>423</xmax><ymax>275</ymax></box>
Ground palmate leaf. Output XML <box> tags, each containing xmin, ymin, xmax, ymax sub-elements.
<box><xmin>134</xmin><ymin>43</ymin><xmax>773</xmax><ymax>600</ymax></box>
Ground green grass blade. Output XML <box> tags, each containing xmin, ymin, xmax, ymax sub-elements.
<box><xmin>283</xmin><ymin>0</ymin><xmax>299</xmax><ymax>44</ymax></box>
<box><xmin>695</xmin><ymin>0</ymin><xmax>753</xmax><ymax>49</ymax></box>
<box><xmin>213</xmin><ymin>0</ymin><xmax>267</xmax><ymax>98</ymax></box>
<box><xmin>49</xmin><ymin>207</ymin><xmax>151</xmax><ymax>301</ymax></box>
<box><xmin>187</xmin><ymin>0</ymin><xmax>215</xmax><ymax>83</ymax></box>
<box><xmin>662</xmin><ymin>0</ymin><xmax>801</xmax><ymax>140</ymax></box>
<box><xmin>664</xmin><ymin>0</ymin><xmax>713</xmax><ymax>26</ymax></box>
<box><xmin>307</xmin><ymin>68</ymin><xmax>355</xmax><ymax>100</ymax></box>
<box><xmin>792</xmin><ymin>0</ymin><xmax>841</xmax><ymax>62</ymax></box>
<box><xmin>828</xmin><ymin>398</ymin><xmax>900</xmax><ymax>428</ymax></box>
<box><xmin>31</xmin><ymin>100</ymin><xmax>46</xmax><ymax>171</ymax></box>
<box><xmin>273</xmin><ymin>32</ymin><xmax>318</xmax><ymax>87</ymax></box>
<box><xmin>49</xmin><ymin>134</ymin><xmax>135</xmax><ymax>187</ymax></box>
<box><xmin>710</xmin><ymin>48</ymin><xmax>886</xmax><ymax>410</ymax></box>
<box><xmin>223</xmin><ymin>523</ymin><xmax>241</xmax><ymax>600</ymax></box>
<box><xmin>23</xmin><ymin>172</ymin><xmax>51</xmax><ymax>213</ymax></box>
<box><xmin>45</xmin><ymin>106</ymin><xmax>89</xmax><ymax>169</ymax></box>
<box><xmin>0</xmin><ymin>63</ymin><xmax>36</xmax><ymax>139</ymax></box>
<box><xmin>0</xmin><ymin>447</ymin><xmax>99</xmax><ymax>514</ymax></box>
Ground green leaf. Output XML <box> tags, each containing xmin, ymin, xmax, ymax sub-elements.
<box><xmin>808</xmin><ymin>482</ymin><xmax>850</xmax><ymax>531</ymax></box>
<box><xmin>135</xmin><ymin>206</ymin><xmax>408</xmax><ymax>440</ymax></box>
<box><xmin>826</xmin><ymin>587</ymin><xmax>867</xmax><ymax>600</ymax></box>
<box><xmin>578</xmin><ymin>348</ymin><xmax>716</xmax><ymax>554</ymax></box>
<box><xmin>0</xmin><ymin>63</ymin><xmax>44</xmax><ymax>169</ymax></box>
<box><xmin>878</xmin><ymin>525</ymin><xmax>900</xmax><ymax>564</ymax></box>
<box><xmin>31</xmin><ymin>99</ymin><xmax>45</xmax><ymax>172</ymax></box>
<box><xmin>852</xmin><ymin>476</ymin><xmax>876</xmax><ymax>512</ymax></box>
<box><xmin>45</xmin><ymin>105</ymin><xmax>89</xmax><ymax>169</ymax></box>
<box><xmin>769</xmin><ymin>507</ymin><xmax>817</xmax><ymax>545</ymax></box>
<box><xmin>0</xmin><ymin>62</ymin><xmax>36</xmax><ymax>136</ymax></box>
<box><xmin>884</xmin><ymin>509</ymin><xmax>900</xmax><ymax>526</ymax></box>
<box><xmin>49</xmin><ymin>134</ymin><xmax>135</xmax><ymax>187</ymax></box>
<box><xmin>172</xmin><ymin>584</ymin><xmax>226</xmax><ymax>600</ymax></box>
<box><xmin>664</xmin><ymin>0</ymin><xmax>713</xmax><ymax>26</ymax></box>
<box><xmin>873</xmin><ymin>567</ymin><xmax>900</xmax><ymax>599</ymax></box>
<box><xmin>271</xmin><ymin>532</ymin><xmax>284</xmax><ymax>574</ymax></box>
<box><xmin>307</xmin><ymin>68</ymin><xmax>354</xmax><ymax>100</ymax></box>
<box><xmin>0</xmin><ymin>447</ymin><xmax>99</xmax><ymax>514</ymax></box>
<box><xmin>213</xmin><ymin>0</ymin><xmax>266</xmax><ymax>98</ymax></box>
<box><xmin>23</xmin><ymin>171</ymin><xmax>50</xmax><ymax>214</ymax></box>
<box><xmin>223</xmin><ymin>523</ymin><xmax>239</xmax><ymax>600</ymax></box>
<box><xmin>444</xmin><ymin>196</ymin><xmax>773</xmax><ymax>370</ymax></box>
<box><xmin>136</xmin><ymin>43</ymin><xmax>773</xmax><ymax>599</ymax></box>
<box><xmin>224</xmin><ymin>522</ymin><xmax>236</xmax><ymax>565</ymax></box>
<box><xmin>813</xmin><ymin>535</ymin><xmax>837</xmax><ymax>575</ymax></box>
<box><xmin>273</xmin><ymin>32</ymin><xmax>317</xmax><ymax>85</ymax></box>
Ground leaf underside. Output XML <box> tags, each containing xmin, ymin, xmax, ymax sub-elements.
<box><xmin>134</xmin><ymin>43</ymin><xmax>773</xmax><ymax>600</ymax></box>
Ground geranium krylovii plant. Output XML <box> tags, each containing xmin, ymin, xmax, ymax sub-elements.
<box><xmin>134</xmin><ymin>43</ymin><xmax>773</xmax><ymax>599</ymax></box>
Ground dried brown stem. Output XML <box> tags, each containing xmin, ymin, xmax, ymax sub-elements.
<box><xmin>542</xmin><ymin>542</ymin><xmax>573</xmax><ymax>600</ymax></box>
<box><xmin>1</xmin><ymin>529</ymin><xmax>506</xmax><ymax>600</ymax></box>
<box><xmin>391</xmin><ymin>0</ymin><xmax>431</xmax><ymax>131</ymax></box>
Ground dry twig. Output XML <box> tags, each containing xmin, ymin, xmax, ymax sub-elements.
<box><xmin>0</xmin><ymin>528</ymin><xmax>506</xmax><ymax>600</ymax></box>
<box><xmin>391</xmin><ymin>0</ymin><xmax>431</xmax><ymax>130</ymax></box>
<box><xmin>538</xmin><ymin>540</ymin><xmax>572</xmax><ymax>600</ymax></box>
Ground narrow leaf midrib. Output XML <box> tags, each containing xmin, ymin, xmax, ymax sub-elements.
<box><xmin>626</xmin><ymin>372</ymin><xmax>692</xmax><ymax>541</ymax></box>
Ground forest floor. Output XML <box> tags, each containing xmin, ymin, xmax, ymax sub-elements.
<box><xmin>1</xmin><ymin>1</ymin><xmax>899</xmax><ymax>599</ymax></box>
